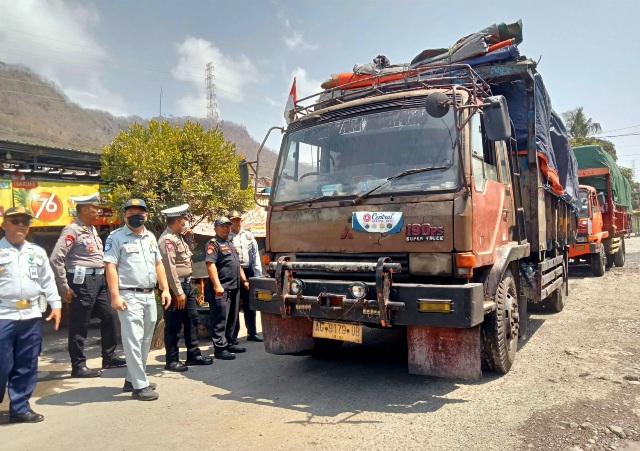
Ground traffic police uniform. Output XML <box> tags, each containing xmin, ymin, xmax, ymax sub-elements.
<box><xmin>103</xmin><ymin>199</ymin><xmax>162</xmax><ymax>391</ymax></box>
<box><xmin>228</xmin><ymin>210</ymin><xmax>263</xmax><ymax>341</ymax></box>
<box><xmin>204</xmin><ymin>217</ymin><xmax>243</xmax><ymax>356</ymax></box>
<box><xmin>0</xmin><ymin>207</ymin><xmax>61</xmax><ymax>421</ymax></box>
<box><xmin>49</xmin><ymin>193</ymin><xmax>124</xmax><ymax>375</ymax></box>
<box><xmin>158</xmin><ymin>204</ymin><xmax>211</xmax><ymax>370</ymax></box>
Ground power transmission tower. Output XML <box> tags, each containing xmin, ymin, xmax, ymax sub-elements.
<box><xmin>205</xmin><ymin>62</ymin><xmax>219</xmax><ymax>128</ymax></box>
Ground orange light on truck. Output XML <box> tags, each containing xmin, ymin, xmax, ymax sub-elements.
<box><xmin>261</xmin><ymin>254</ymin><xmax>272</xmax><ymax>265</ymax></box>
<box><xmin>455</xmin><ymin>252</ymin><xmax>476</xmax><ymax>278</ymax></box>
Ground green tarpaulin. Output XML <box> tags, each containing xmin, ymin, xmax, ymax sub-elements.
<box><xmin>573</xmin><ymin>145</ymin><xmax>633</xmax><ymax>210</ymax></box>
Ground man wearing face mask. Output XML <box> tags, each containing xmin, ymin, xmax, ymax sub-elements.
<box><xmin>158</xmin><ymin>204</ymin><xmax>212</xmax><ymax>372</ymax></box>
<box><xmin>104</xmin><ymin>199</ymin><xmax>171</xmax><ymax>401</ymax></box>
<box><xmin>50</xmin><ymin>193</ymin><xmax>125</xmax><ymax>378</ymax></box>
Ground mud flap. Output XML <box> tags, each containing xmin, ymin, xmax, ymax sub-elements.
<box><xmin>261</xmin><ymin>312</ymin><xmax>315</xmax><ymax>355</ymax></box>
<box><xmin>407</xmin><ymin>325</ymin><xmax>482</xmax><ymax>380</ymax></box>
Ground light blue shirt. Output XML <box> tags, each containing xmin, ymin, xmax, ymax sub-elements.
<box><xmin>230</xmin><ymin>229</ymin><xmax>262</xmax><ymax>276</ymax></box>
<box><xmin>103</xmin><ymin>226</ymin><xmax>162</xmax><ymax>289</ymax></box>
<box><xmin>0</xmin><ymin>237</ymin><xmax>61</xmax><ymax>320</ymax></box>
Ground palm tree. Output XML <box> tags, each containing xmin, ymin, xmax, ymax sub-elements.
<box><xmin>562</xmin><ymin>107</ymin><xmax>602</xmax><ymax>138</ymax></box>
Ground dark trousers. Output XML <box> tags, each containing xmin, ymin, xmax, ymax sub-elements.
<box><xmin>67</xmin><ymin>273</ymin><xmax>118</xmax><ymax>368</ymax></box>
<box><xmin>164</xmin><ymin>280</ymin><xmax>202</xmax><ymax>363</ymax></box>
<box><xmin>204</xmin><ymin>281</ymin><xmax>239</xmax><ymax>353</ymax></box>
<box><xmin>233</xmin><ymin>266</ymin><xmax>258</xmax><ymax>339</ymax></box>
<box><xmin>0</xmin><ymin>318</ymin><xmax>42</xmax><ymax>415</ymax></box>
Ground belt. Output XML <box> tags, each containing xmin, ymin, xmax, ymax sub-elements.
<box><xmin>178</xmin><ymin>277</ymin><xmax>192</xmax><ymax>283</ymax></box>
<box><xmin>120</xmin><ymin>287</ymin><xmax>155</xmax><ymax>293</ymax></box>
<box><xmin>2</xmin><ymin>299</ymin><xmax>36</xmax><ymax>309</ymax></box>
<box><xmin>68</xmin><ymin>268</ymin><xmax>105</xmax><ymax>275</ymax></box>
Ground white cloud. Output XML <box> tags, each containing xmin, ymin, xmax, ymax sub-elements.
<box><xmin>285</xmin><ymin>31</ymin><xmax>319</xmax><ymax>51</ymax></box>
<box><xmin>265</xmin><ymin>96</ymin><xmax>281</xmax><ymax>108</ymax></box>
<box><xmin>0</xmin><ymin>0</ymin><xmax>130</xmax><ymax>116</ymax></box>
<box><xmin>171</xmin><ymin>36</ymin><xmax>259</xmax><ymax>117</ymax></box>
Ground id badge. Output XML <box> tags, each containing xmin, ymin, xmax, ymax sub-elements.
<box><xmin>73</xmin><ymin>266</ymin><xmax>86</xmax><ymax>284</ymax></box>
<box><xmin>125</xmin><ymin>243</ymin><xmax>139</xmax><ymax>253</ymax></box>
<box><xmin>29</xmin><ymin>266</ymin><xmax>38</xmax><ymax>279</ymax></box>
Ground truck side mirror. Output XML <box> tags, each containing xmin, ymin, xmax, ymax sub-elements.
<box><xmin>425</xmin><ymin>92</ymin><xmax>450</xmax><ymax>118</ymax></box>
<box><xmin>239</xmin><ymin>159</ymin><xmax>250</xmax><ymax>190</ymax></box>
<box><xmin>483</xmin><ymin>95</ymin><xmax>511</xmax><ymax>141</ymax></box>
<box><xmin>597</xmin><ymin>193</ymin><xmax>607</xmax><ymax>213</ymax></box>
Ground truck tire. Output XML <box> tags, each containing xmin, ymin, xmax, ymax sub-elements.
<box><xmin>542</xmin><ymin>281</ymin><xmax>565</xmax><ymax>313</ymax></box>
<box><xmin>613</xmin><ymin>236</ymin><xmax>626</xmax><ymax>267</ymax></box>
<box><xmin>591</xmin><ymin>245</ymin><xmax>606</xmax><ymax>277</ymax></box>
<box><xmin>481</xmin><ymin>269</ymin><xmax>519</xmax><ymax>373</ymax></box>
<box><xmin>312</xmin><ymin>338</ymin><xmax>344</xmax><ymax>357</ymax></box>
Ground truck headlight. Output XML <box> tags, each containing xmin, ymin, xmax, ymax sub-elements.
<box><xmin>348</xmin><ymin>282</ymin><xmax>368</xmax><ymax>299</ymax></box>
<box><xmin>289</xmin><ymin>279</ymin><xmax>305</xmax><ymax>295</ymax></box>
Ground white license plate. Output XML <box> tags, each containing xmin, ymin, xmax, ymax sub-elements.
<box><xmin>312</xmin><ymin>321</ymin><xmax>362</xmax><ymax>344</ymax></box>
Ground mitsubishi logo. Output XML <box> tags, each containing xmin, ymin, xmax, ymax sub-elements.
<box><xmin>340</xmin><ymin>226</ymin><xmax>353</xmax><ymax>239</ymax></box>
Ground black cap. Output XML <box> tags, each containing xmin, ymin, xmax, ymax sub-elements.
<box><xmin>214</xmin><ymin>216</ymin><xmax>232</xmax><ymax>226</ymax></box>
<box><xmin>3</xmin><ymin>206</ymin><xmax>33</xmax><ymax>218</ymax></box>
<box><xmin>123</xmin><ymin>198</ymin><xmax>148</xmax><ymax>211</ymax></box>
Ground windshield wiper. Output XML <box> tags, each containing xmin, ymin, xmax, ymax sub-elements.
<box><xmin>280</xmin><ymin>195</ymin><xmax>335</xmax><ymax>210</ymax></box>
<box><xmin>344</xmin><ymin>164</ymin><xmax>451</xmax><ymax>206</ymax></box>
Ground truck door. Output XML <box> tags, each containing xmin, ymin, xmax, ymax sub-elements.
<box><xmin>470</xmin><ymin>115</ymin><xmax>512</xmax><ymax>266</ymax></box>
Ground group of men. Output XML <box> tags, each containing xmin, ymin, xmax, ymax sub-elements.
<box><xmin>0</xmin><ymin>197</ymin><xmax>263</xmax><ymax>422</ymax></box>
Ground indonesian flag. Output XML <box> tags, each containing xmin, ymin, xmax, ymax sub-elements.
<box><xmin>284</xmin><ymin>77</ymin><xmax>297</xmax><ymax>124</ymax></box>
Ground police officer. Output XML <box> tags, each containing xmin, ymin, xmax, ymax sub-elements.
<box><xmin>50</xmin><ymin>193</ymin><xmax>125</xmax><ymax>378</ymax></box>
<box><xmin>228</xmin><ymin>210</ymin><xmax>263</xmax><ymax>343</ymax></box>
<box><xmin>104</xmin><ymin>199</ymin><xmax>171</xmax><ymax>401</ymax></box>
<box><xmin>158</xmin><ymin>204</ymin><xmax>212</xmax><ymax>372</ymax></box>
<box><xmin>204</xmin><ymin>216</ymin><xmax>249</xmax><ymax>360</ymax></box>
<box><xmin>0</xmin><ymin>207</ymin><xmax>61</xmax><ymax>423</ymax></box>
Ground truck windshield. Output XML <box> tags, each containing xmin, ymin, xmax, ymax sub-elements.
<box><xmin>272</xmin><ymin>107</ymin><xmax>460</xmax><ymax>204</ymax></box>
<box><xmin>578</xmin><ymin>189</ymin><xmax>590</xmax><ymax>217</ymax></box>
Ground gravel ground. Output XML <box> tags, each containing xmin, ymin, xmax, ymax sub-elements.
<box><xmin>1</xmin><ymin>237</ymin><xmax>639</xmax><ymax>451</ymax></box>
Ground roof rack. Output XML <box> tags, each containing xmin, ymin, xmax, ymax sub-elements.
<box><xmin>293</xmin><ymin>63</ymin><xmax>493</xmax><ymax>119</ymax></box>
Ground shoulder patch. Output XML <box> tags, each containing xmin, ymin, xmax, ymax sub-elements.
<box><xmin>65</xmin><ymin>235</ymin><xmax>75</xmax><ymax>248</ymax></box>
<box><xmin>104</xmin><ymin>238</ymin><xmax>113</xmax><ymax>252</ymax></box>
<box><xmin>166</xmin><ymin>241</ymin><xmax>175</xmax><ymax>252</ymax></box>
<box><xmin>206</xmin><ymin>244</ymin><xmax>215</xmax><ymax>255</ymax></box>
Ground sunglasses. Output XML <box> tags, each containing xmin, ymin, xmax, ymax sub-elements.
<box><xmin>8</xmin><ymin>218</ymin><xmax>31</xmax><ymax>226</ymax></box>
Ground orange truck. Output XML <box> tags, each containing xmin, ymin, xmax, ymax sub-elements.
<box><xmin>568</xmin><ymin>185</ymin><xmax>609</xmax><ymax>276</ymax></box>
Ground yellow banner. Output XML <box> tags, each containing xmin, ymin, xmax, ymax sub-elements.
<box><xmin>12</xmin><ymin>180</ymin><xmax>100</xmax><ymax>227</ymax></box>
<box><xmin>0</xmin><ymin>181</ymin><xmax>12</xmax><ymax>218</ymax></box>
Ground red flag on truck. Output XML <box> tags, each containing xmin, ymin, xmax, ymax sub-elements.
<box><xmin>284</xmin><ymin>78</ymin><xmax>297</xmax><ymax>124</ymax></box>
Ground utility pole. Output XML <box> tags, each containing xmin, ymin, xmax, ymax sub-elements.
<box><xmin>159</xmin><ymin>86</ymin><xmax>163</xmax><ymax>118</ymax></box>
<box><xmin>205</xmin><ymin>62</ymin><xmax>219</xmax><ymax>128</ymax></box>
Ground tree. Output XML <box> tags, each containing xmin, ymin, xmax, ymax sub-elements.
<box><xmin>562</xmin><ymin>107</ymin><xmax>602</xmax><ymax>138</ymax></box>
<box><xmin>620</xmin><ymin>167</ymin><xmax>640</xmax><ymax>210</ymax></box>
<box><xmin>569</xmin><ymin>136</ymin><xmax>617</xmax><ymax>161</ymax></box>
<box><xmin>101</xmin><ymin>119</ymin><xmax>254</xmax><ymax>234</ymax></box>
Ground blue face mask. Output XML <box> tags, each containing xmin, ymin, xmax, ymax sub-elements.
<box><xmin>181</xmin><ymin>220</ymin><xmax>190</xmax><ymax>234</ymax></box>
<box><xmin>126</xmin><ymin>214</ymin><xmax>146</xmax><ymax>228</ymax></box>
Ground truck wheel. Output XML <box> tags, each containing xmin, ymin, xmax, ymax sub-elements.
<box><xmin>312</xmin><ymin>338</ymin><xmax>344</xmax><ymax>357</ymax></box>
<box><xmin>613</xmin><ymin>237</ymin><xmax>626</xmax><ymax>267</ymax></box>
<box><xmin>542</xmin><ymin>281</ymin><xmax>565</xmax><ymax>313</ymax></box>
<box><xmin>481</xmin><ymin>269</ymin><xmax>518</xmax><ymax>373</ymax></box>
<box><xmin>591</xmin><ymin>245</ymin><xmax>606</xmax><ymax>277</ymax></box>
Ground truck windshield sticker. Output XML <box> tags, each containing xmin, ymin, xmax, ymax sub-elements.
<box><xmin>405</xmin><ymin>223</ymin><xmax>445</xmax><ymax>242</ymax></box>
<box><xmin>352</xmin><ymin>212</ymin><xmax>403</xmax><ymax>234</ymax></box>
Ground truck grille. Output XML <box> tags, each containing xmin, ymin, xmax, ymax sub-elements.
<box><xmin>293</xmin><ymin>252</ymin><xmax>409</xmax><ymax>280</ymax></box>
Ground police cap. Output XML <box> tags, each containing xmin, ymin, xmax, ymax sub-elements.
<box><xmin>71</xmin><ymin>192</ymin><xmax>100</xmax><ymax>207</ymax></box>
<box><xmin>3</xmin><ymin>206</ymin><xmax>34</xmax><ymax>218</ymax></box>
<box><xmin>214</xmin><ymin>216</ymin><xmax>232</xmax><ymax>226</ymax></box>
<box><xmin>228</xmin><ymin>210</ymin><xmax>242</xmax><ymax>219</ymax></box>
<box><xmin>123</xmin><ymin>198</ymin><xmax>148</xmax><ymax>211</ymax></box>
<box><xmin>160</xmin><ymin>203</ymin><xmax>189</xmax><ymax>218</ymax></box>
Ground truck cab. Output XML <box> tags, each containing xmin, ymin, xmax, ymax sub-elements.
<box><xmin>568</xmin><ymin>185</ymin><xmax>608</xmax><ymax>276</ymax></box>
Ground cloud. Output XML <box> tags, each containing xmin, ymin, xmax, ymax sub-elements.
<box><xmin>285</xmin><ymin>31</ymin><xmax>319</xmax><ymax>51</ymax></box>
<box><xmin>171</xmin><ymin>36</ymin><xmax>259</xmax><ymax>116</ymax></box>
<box><xmin>0</xmin><ymin>0</ymin><xmax>130</xmax><ymax>116</ymax></box>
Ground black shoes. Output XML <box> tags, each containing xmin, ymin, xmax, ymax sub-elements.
<box><xmin>102</xmin><ymin>356</ymin><xmax>127</xmax><ymax>369</ymax></box>
<box><xmin>227</xmin><ymin>345</ymin><xmax>246</xmax><ymax>353</ymax></box>
<box><xmin>247</xmin><ymin>334</ymin><xmax>264</xmax><ymax>342</ymax></box>
<box><xmin>214</xmin><ymin>350</ymin><xmax>236</xmax><ymax>360</ymax></box>
<box><xmin>185</xmin><ymin>356</ymin><xmax>213</xmax><ymax>366</ymax></box>
<box><xmin>230</xmin><ymin>339</ymin><xmax>240</xmax><ymax>346</ymax></box>
<box><xmin>164</xmin><ymin>361</ymin><xmax>188</xmax><ymax>372</ymax></box>
<box><xmin>71</xmin><ymin>366</ymin><xmax>102</xmax><ymax>378</ymax></box>
<box><xmin>10</xmin><ymin>410</ymin><xmax>44</xmax><ymax>423</ymax></box>
<box><xmin>123</xmin><ymin>380</ymin><xmax>156</xmax><ymax>392</ymax></box>
<box><xmin>132</xmin><ymin>386</ymin><xmax>159</xmax><ymax>401</ymax></box>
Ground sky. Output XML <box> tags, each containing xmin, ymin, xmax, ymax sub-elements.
<box><xmin>1</xmin><ymin>0</ymin><xmax>640</xmax><ymax>180</ymax></box>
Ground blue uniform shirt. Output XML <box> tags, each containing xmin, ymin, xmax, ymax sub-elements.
<box><xmin>0</xmin><ymin>237</ymin><xmax>61</xmax><ymax>320</ymax></box>
<box><xmin>103</xmin><ymin>226</ymin><xmax>162</xmax><ymax>289</ymax></box>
